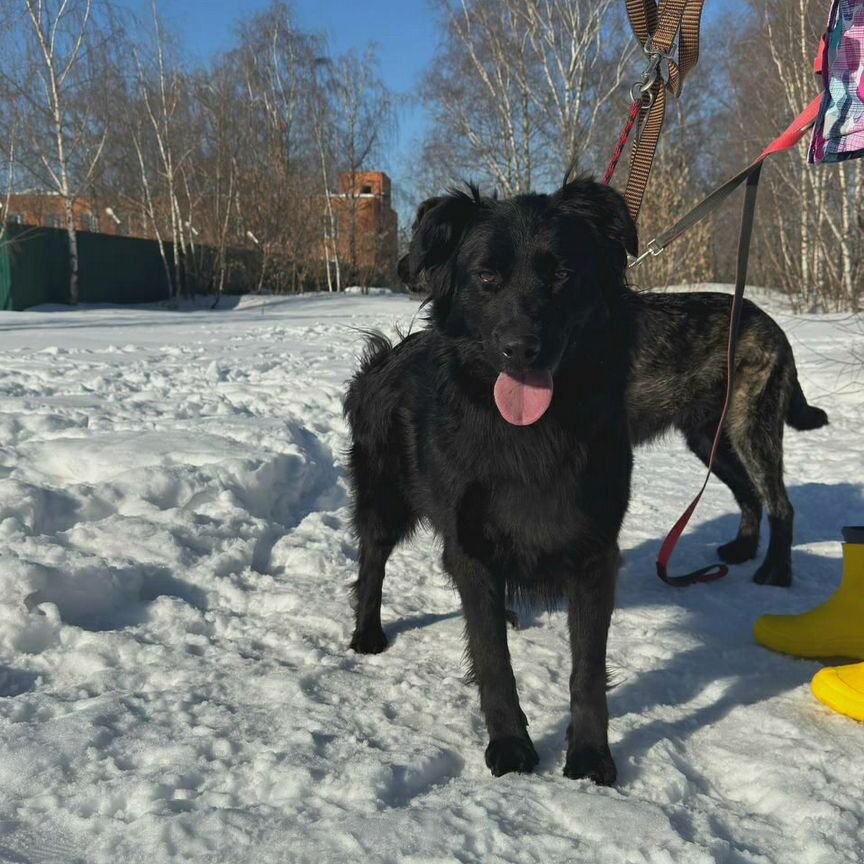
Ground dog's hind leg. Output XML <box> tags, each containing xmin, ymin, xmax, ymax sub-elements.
<box><xmin>727</xmin><ymin>382</ymin><xmax>794</xmax><ymax>587</ymax></box>
<box><xmin>685</xmin><ymin>428</ymin><xmax>762</xmax><ymax>564</ymax></box>
<box><xmin>739</xmin><ymin>446</ymin><xmax>792</xmax><ymax>587</ymax></box>
<box><xmin>348</xmin><ymin>450</ymin><xmax>416</xmax><ymax>654</ymax></box>
<box><xmin>350</xmin><ymin>539</ymin><xmax>395</xmax><ymax>654</ymax></box>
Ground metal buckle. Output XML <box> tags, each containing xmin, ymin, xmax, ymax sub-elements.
<box><xmin>628</xmin><ymin>37</ymin><xmax>676</xmax><ymax>104</ymax></box>
<box><xmin>628</xmin><ymin>238</ymin><xmax>664</xmax><ymax>268</ymax></box>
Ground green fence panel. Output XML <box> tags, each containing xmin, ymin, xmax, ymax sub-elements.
<box><xmin>0</xmin><ymin>236</ymin><xmax>11</xmax><ymax>311</ymax></box>
<box><xmin>3</xmin><ymin>225</ymin><xmax>69</xmax><ymax>309</ymax></box>
<box><xmin>77</xmin><ymin>230</ymin><xmax>171</xmax><ymax>305</ymax></box>
<box><xmin>0</xmin><ymin>222</ymin><xmax>260</xmax><ymax>309</ymax></box>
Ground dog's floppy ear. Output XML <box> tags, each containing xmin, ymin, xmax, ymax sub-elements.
<box><xmin>407</xmin><ymin>188</ymin><xmax>484</xmax><ymax>315</ymax></box>
<box><xmin>411</xmin><ymin>196</ymin><xmax>445</xmax><ymax>232</ymax></box>
<box><xmin>397</xmin><ymin>253</ymin><xmax>410</xmax><ymax>285</ymax></box>
<box><xmin>558</xmin><ymin>177</ymin><xmax>638</xmax><ymax>264</ymax></box>
<box><xmin>395</xmin><ymin>196</ymin><xmax>449</xmax><ymax>291</ymax></box>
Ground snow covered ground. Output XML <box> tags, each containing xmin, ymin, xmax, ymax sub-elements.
<box><xmin>0</xmin><ymin>290</ymin><xmax>861</xmax><ymax>864</ymax></box>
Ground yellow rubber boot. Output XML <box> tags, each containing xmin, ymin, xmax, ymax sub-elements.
<box><xmin>753</xmin><ymin>527</ymin><xmax>864</xmax><ymax>660</ymax></box>
<box><xmin>811</xmin><ymin>662</ymin><xmax>864</xmax><ymax>722</ymax></box>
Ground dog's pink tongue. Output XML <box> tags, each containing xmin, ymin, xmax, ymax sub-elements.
<box><xmin>493</xmin><ymin>371</ymin><xmax>554</xmax><ymax>426</ymax></box>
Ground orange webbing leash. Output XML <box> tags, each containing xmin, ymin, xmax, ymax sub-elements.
<box><xmin>619</xmin><ymin>0</ymin><xmax>706</xmax><ymax>219</ymax></box>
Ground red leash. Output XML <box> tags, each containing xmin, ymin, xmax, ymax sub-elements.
<box><xmin>603</xmin><ymin>99</ymin><xmax>643</xmax><ymax>186</ymax></box>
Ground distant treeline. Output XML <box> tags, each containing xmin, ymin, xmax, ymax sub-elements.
<box><xmin>0</xmin><ymin>0</ymin><xmax>396</xmax><ymax>302</ymax></box>
<box><xmin>0</xmin><ymin>1</ymin><xmax>857</xmax><ymax>310</ymax></box>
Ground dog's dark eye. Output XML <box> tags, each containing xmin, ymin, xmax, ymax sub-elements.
<box><xmin>554</xmin><ymin>269</ymin><xmax>572</xmax><ymax>283</ymax></box>
<box><xmin>476</xmin><ymin>270</ymin><xmax>500</xmax><ymax>287</ymax></box>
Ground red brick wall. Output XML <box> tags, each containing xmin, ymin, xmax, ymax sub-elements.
<box><xmin>3</xmin><ymin>195</ymin><xmax>122</xmax><ymax>235</ymax></box>
<box><xmin>332</xmin><ymin>171</ymin><xmax>397</xmax><ymax>276</ymax></box>
<box><xmin>337</xmin><ymin>171</ymin><xmax>391</xmax><ymax>201</ymax></box>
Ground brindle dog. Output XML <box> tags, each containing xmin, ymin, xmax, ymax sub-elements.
<box><xmin>625</xmin><ymin>291</ymin><xmax>827</xmax><ymax>587</ymax></box>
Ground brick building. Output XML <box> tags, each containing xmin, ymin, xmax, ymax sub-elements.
<box><xmin>330</xmin><ymin>171</ymin><xmax>398</xmax><ymax>276</ymax></box>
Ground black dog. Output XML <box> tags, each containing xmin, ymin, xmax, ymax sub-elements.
<box><xmin>626</xmin><ymin>292</ymin><xmax>827</xmax><ymax>587</ymax></box>
<box><xmin>344</xmin><ymin>179</ymin><xmax>637</xmax><ymax>783</ymax></box>
<box><xmin>396</xmin><ymin>222</ymin><xmax>828</xmax><ymax>589</ymax></box>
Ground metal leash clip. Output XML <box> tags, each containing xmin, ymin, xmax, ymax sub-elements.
<box><xmin>628</xmin><ymin>37</ymin><xmax>677</xmax><ymax>108</ymax></box>
<box><xmin>628</xmin><ymin>238</ymin><xmax>664</xmax><ymax>269</ymax></box>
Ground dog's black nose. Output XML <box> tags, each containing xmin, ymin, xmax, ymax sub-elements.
<box><xmin>500</xmin><ymin>334</ymin><xmax>541</xmax><ymax>366</ymax></box>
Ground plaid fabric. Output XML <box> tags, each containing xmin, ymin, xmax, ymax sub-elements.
<box><xmin>809</xmin><ymin>0</ymin><xmax>864</xmax><ymax>164</ymax></box>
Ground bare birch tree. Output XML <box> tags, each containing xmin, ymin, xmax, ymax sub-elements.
<box><xmin>0</xmin><ymin>0</ymin><xmax>113</xmax><ymax>302</ymax></box>
<box><xmin>134</xmin><ymin>0</ymin><xmax>192</xmax><ymax>301</ymax></box>
<box><xmin>196</xmin><ymin>65</ymin><xmax>245</xmax><ymax>301</ymax></box>
<box><xmin>130</xmin><ymin>112</ymin><xmax>173</xmax><ymax>294</ymax></box>
<box><xmin>0</xmin><ymin>130</ymin><xmax>16</xmax><ymax>245</ymax></box>
<box><xmin>0</xmin><ymin>16</ymin><xmax>16</xmax><ymax>244</ymax></box>
<box><xmin>632</xmin><ymin>133</ymin><xmax>713</xmax><ymax>289</ymax></box>
<box><xmin>421</xmin><ymin>0</ymin><xmax>632</xmax><ymax>194</ymax></box>
<box><xmin>329</xmin><ymin>48</ymin><xmax>395</xmax><ymax>287</ymax></box>
<box><xmin>310</xmin><ymin>57</ymin><xmax>341</xmax><ymax>292</ymax></box>
<box><xmin>234</xmin><ymin>2</ymin><xmax>320</xmax><ymax>292</ymax></box>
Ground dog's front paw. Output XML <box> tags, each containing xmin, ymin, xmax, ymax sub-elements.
<box><xmin>485</xmin><ymin>736</ymin><xmax>539</xmax><ymax>777</ymax></box>
<box><xmin>563</xmin><ymin>744</ymin><xmax>616</xmax><ymax>786</ymax></box>
<box><xmin>349</xmin><ymin>626</ymin><xmax>389</xmax><ymax>654</ymax></box>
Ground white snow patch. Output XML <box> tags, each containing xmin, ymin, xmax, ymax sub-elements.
<box><xmin>0</xmin><ymin>290</ymin><xmax>861</xmax><ymax>863</ymax></box>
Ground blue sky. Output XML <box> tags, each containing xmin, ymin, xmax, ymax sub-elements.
<box><xmin>129</xmin><ymin>0</ymin><xmax>436</xmax><ymax>196</ymax></box>
<box><xmin>151</xmin><ymin>0</ymin><xmax>436</xmax><ymax>90</ymax></box>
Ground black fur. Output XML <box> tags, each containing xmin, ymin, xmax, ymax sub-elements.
<box><xmin>345</xmin><ymin>179</ymin><xmax>636</xmax><ymax>783</ymax></box>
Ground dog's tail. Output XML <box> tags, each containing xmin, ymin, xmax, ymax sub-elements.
<box><xmin>786</xmin><ymin>375</ymin><xmax>829</xmax><ymax>431</ymax></box>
